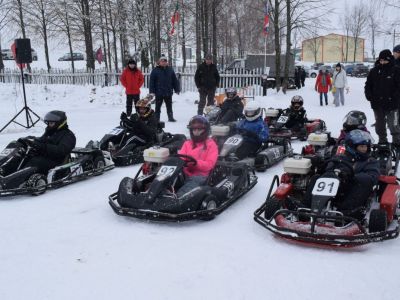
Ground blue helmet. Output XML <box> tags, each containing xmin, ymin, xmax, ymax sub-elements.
<box><xmin>345</xmin><ymin>129</ymin><xmax>373</xmax><ymax>159</ymax></box>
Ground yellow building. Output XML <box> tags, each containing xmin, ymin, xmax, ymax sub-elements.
<box><xmin>302</xmin><ymin>33</ymin><xmax>365</xmax><ymax>63</ymax></box>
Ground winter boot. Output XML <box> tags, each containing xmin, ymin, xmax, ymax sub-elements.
<box><xmin>168</xmin><ymin>112</ymin><xmax>176</xmax><ymax>122</ymax></box>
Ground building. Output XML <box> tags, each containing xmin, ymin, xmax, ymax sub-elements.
<box><xmin>302</xmin><ymin>33</ymin><xmax>365</xmax><ymax>63</ymax></box>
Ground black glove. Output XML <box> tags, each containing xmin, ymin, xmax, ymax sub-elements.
<box><xmin>29</xmin><ymin>139</ymin><xmax>46</xmax><ymax>153</ymax></box>
<box><xmin>120</xmin><ymin>112</ymin><xmax>128</xmax><ymax>121</ymax></box>
<box><xmin>130</xmin><ymin>114</ymin><xmax>140</xmax><ymax>123</ymax></box>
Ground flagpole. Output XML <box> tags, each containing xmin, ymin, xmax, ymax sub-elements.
<box><xmin>264</xmin><ymin>35</ymin><xmax>267</xmax><ymax>74</ymax></box>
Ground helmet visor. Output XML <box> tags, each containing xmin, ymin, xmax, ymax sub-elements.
<box><xmin>44</xmin><ymin>111</ymin><xmax>63</xmax><ymax>122</ymax></box>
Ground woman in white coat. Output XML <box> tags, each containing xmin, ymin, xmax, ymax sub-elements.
<box><xmin>332</xmin><ymin>63</ymin><xmax>349</xmax><ymax>106</ymax></box>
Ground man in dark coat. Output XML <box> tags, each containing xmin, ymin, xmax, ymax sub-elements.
<box><xmin>294</xmin><ymin>67</ymin><xmax>301</xmax><ymax>89</ymax></box>
<box><xmin>300</xmin><ymin>67</ymin><xmax>306</xmax><ymax>87</ymax></box>
<box><xmin>194</xmin><ymin>53</ymin><xmax>220</xmax><ymax>115</ymax></box>
<box><xmin>0</xmin><ymin>110</ymin><xmax>76</xmax><ymax>176</ymax></box>
<box><xmin>149</xmin><ymin>56</ymin><xmax>180</xmax><ymax>122</ymax></box>
<box><xmin>365</xmin><ymin>49</ymin><xmax>400</xmax><ymax>146</ymax></box>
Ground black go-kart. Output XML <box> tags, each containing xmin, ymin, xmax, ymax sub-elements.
<box><xmin>254</xmin><ymin>149</ymin><xmax>400</xmax><ymax>248</ymax></box>
<box><xmin>87</xmin><ymin>121</ymin><xmax>186</xmax><ymax>166</ymax></box>
<box><xmin>108</xmin><ymin>147</ymin><xmax>258</xmax><ymax>222</ymax></box>
<box><xmin>214</xmin><ymin>127</ymin><xmax>293</xmax><ymax>172</ymax></box>
<box><xmin>265</xmin><ymin>108</ymin><xmax>326</xmax><ymax>141</ymax></box>
<box><xmin>0</xmin><ymin>138</ymin><xmax>114</xmax><ymax>197</ymax></box>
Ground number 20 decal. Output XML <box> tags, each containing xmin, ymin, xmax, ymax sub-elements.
<box><xmin>311</xmin><ymin>178</ymin><xmax>340</xmax><ymax>196</ymax></box>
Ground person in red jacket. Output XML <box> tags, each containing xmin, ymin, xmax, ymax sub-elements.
<box><xmin>120</xmin><ymin>58</ymin><xmax>145</xmax><ymax>116</ymax></box>
<box><xmin>315</xmin><ymin>68</ymin><xmax>332</xmax><ymax>106</ymax></box>
<box><xmin>177</xmin><ymin>115</ymin><xmax>218</xmax><ymax>197</ymax></box>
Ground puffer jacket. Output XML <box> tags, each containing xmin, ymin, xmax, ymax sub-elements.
<box><xmin>236</xmin><ymin>117</ymin><xmax>269</xmax><ymax>144</ymax></box>
<box><xmin>315</xmin><ymin>73</ymin><xmax>332</xmax><ymax>93</ymax></box>
<box><xmin>149</xmin><ymin>66</ymin><xmax>180</xmax><ymax>97</ymax></box>
<box><xmin>120</xmin><ymin>67</ymin><xmax>144</xmax><ymax>95</ymax></box>
<box><xmin>332</xmin><ymin>70</ymin><xmax>348</xmax><ymax>88</ymax></box>
<box><xmin>194</xmin><ymin>62</ymin><xmax>220</xmax><ymax>89</ymax></box>
<box><xmin>365</xmin><ymin>60</ymin><xmax>400</xmax><ymax>111</ymax></box>
<box><xmin>178</xmin><ymin>138</ymin><xmax>218</xmax><ymax>177</ymax></box>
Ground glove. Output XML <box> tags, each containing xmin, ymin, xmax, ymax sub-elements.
<box><xmin>130</xmin><ymin>114</ymin><xmax>140</xmax><ymax>123</ymax></box>
<box><xmin>26</xmin><ymin>138</ymin><xmax>46</xmax><ymax>153</ymax></box>
<box><xmin>120</xmin><ymin>112</ymin><xmax>128</xmax><ymax>121</ymax></box>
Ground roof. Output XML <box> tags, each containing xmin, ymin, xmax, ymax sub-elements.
<box><xmin>302</xmin><ymin>33</ymin><xmax>365</xmax><ymax>44</ymax></box>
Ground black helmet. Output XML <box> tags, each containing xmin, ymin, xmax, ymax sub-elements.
<box><xmin>225</xmin><ymin>87</ymin><xmax>237</xmax><ymax>100</ymax></box>
<box><xmin>44</xmin><ymin>110</ymin><xmax>67</xmax><ymax>129</ymax></box>
<box><xmin>342</xmin><ymin>110</ymin><xmax>367</xmax><ymax>132</ymax></box>
<box><xmin>291</xmin><ymin>95</ymin><xmax>303</xmax><ymax>110</ymax></box>
<box><xmin>187</xmin><ymin>115</ymin><xmax>210</xmax><ymax>143</ymax></box>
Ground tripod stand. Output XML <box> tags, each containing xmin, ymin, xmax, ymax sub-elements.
<box><xmin>0</xmin><ymin>66</ymin><xmax>40</xmax><ymax>133</ymax></box>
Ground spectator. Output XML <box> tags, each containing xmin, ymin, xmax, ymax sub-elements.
<box><xmin>149</xmin><ymin>55</ymin><xmax>180</xmax><ymax>122</ymax></box>
<box><xmin>315</xmin><ymin>68</ymin><xmax>332</xmax><ymax>106</ymax></box>
<box><xmin>194</xmin><ymin>53</ymin><xmax>220</xmax><ymax>115</ymax></box>
<box><xmin>393</xmin><ymin>44</ymin><xmax>400</xmax><ymax>67</ymax></box>
<box><xmin>365</xmin><ymin>49</ymin><xmax>400</xmax><ymax>146</ymax></box>
<box><xmin>332</xmin><ymin>63</ymin><xmax>349</xmax><ymax>107</ymax></box>
<box><xmin>300</xmin><ymin>67</ymin><xmax>306</xmax><ymax>87</ymax></box>
<box><xmin>120</xmin><ymin>58</ymin><xmax>144</xmax><ymax>116</ymax></box>
<box><xmin>294</xmin><ymin>67</ymin><xmax>301</xmax><ymax>89</ymax></box>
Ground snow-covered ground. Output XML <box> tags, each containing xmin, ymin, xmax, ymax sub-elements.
<box><xmin>0</xmin><ymin>78</ymin><xmax>399</xmax><ymax>300</ymax></box>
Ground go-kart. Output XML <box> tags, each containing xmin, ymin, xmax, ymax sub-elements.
<box><xmin>213</xmin><ymin>126</ymin><xmax>292</xmax><ymax>172</ymax></box>
<box><xmin>265</xmin><ymin>108</ymin><xmax>326</xmax><ymax>141</ymax></box>
<box><xmin>87</xmin><ymin>120</ymin><xmax>186</xmax><ymax>166</ymax></box>
<box><xmin>108</xmin><ymin>147</ymin><xmax>258</xmax><ymax>222</ymax></box>
<box><xmin>0</xmin><ymin>138</ymin><xmax>114</xmax><ymax>197</ymax></box>
<box><xmin>254</xmin><ymin>153</ymin><xmax>400</xmax><ymax>247</ymax></box>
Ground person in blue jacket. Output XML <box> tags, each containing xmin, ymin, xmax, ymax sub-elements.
<box><xmin>149</xmin><ymin>55</ymin><xmax>180</xmax><ymax>122</ymax></box>
<box><xmin>235</xmin><ymin>101</ymin><xmax>269</xmax><ymax>159</ymax></box>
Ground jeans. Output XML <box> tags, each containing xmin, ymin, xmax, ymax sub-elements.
<box><xmin>333</xmin><ymin>88</ymin><xmax>345</xmax><ymax>106</ymax></box>
<box><xmin>319</xmin><ymin>93</ymin><xmax>328</xmax><ymax>105</ymax></box>
<box><xmin>177</xmin><ymin>175</ymin><xmax>207</xmax><ymax>198</ymax></box>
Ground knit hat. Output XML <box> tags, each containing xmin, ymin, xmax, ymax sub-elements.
<box><xmin>127</xmin><ymin>58</ymin><xmax>136</xmax><ymax>65</ymax></box>
<box><xmin>205</xmin><ymin>53</ymin><xmax>213</xmax><ymax>60</ymax></box>
<box><xmin>378</xmin><ymin>49</ymin><xmax>393</xmax><ymax>61</ymax></box>
<box><xmin>159</xmin><ymin>55</ymin><xmax>168</xmax><ymax>61</ymax></box>
<box><xmin>393</xmin><ymin>44</ymin><xmax>400</xmax><ymax>53</ymax></box>
<box><xmin>336</xmin><ymin>62</ymin><xmax>341</xmax><ymax>68</ymax></box>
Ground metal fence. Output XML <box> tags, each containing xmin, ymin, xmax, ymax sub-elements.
<box><xmin>0</xmin><ymin>67</ymin><xmax>270</xmax><ymax>96</ymax></box>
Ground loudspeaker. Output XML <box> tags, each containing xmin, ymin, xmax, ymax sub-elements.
<box><xmin>15</xmin><ymin>38</ymin><xmax>32</xmax><ymax>64</ymax></box>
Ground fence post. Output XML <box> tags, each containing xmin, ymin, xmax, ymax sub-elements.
<box><xmin>104</xmin><ymin>72</ymin><xmax>108</xmax><ymax>86</ymax></box>
<box><xmin>176</xmin><ymin>72</ymin><xmax>182</xmax><ymax>92</ymax></box>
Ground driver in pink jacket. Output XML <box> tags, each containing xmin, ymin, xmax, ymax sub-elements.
<box><xmin>177</xmin><ymin>115</ymin><xmax>218</xmax><ymax>197</ymax></box>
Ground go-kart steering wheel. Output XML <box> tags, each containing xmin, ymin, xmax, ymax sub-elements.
<box><xmin>175</xmin><ymin>154</ymin><xmax>197</xmax><ymax>167</ymax></box>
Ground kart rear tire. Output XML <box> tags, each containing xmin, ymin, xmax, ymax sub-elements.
<box><xmin>264</xmin><ymin>196</ymin><xmax>281</xmax><ymax>220</ymax></box>
<box><xmin>199</xmin><ymin>194</ymin><xmax>218</xmax><ymax>221</ymax></box>
<box><xmin>28</xmin><ymin>173</ymin><xmax>47</xmax><ymax>196</ymax></box>
<box><xmin>93</xmin><ymin>156</ymin><xmax>105</xmax><ymax>175</ymax></box>
<box><xmin>369</xmin><ymin>209</ymin><xmax>387</xmax><ymax>233</ymax></box>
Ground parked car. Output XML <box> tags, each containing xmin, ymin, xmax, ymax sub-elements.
<box><xmin>344</xmin><ymin>64</ymin><xmax>355</xmax><ymax>75</ymax></box>
<box><xmin>1</xmin><ymin>49</ymin><xmax>14</xmax><ymax>60</ymax></box>
<box><xmin>1</xmin><ymin>48</ymin><xmax>37</xmax><ymax>61</ymax></box>
<box><xmin>350</xmin><ymin>64</ymin><xmax>369</xmax><ymax>77</ymax></box>
<box><xmin>308</xmin><ymin>65</ymin><xmax>333</xmax><ymax>78</ymax></box>
<box><xmin>58</xmin><ymin>52</ymin><xmax>85</xmax><ymax>61</ymax></box>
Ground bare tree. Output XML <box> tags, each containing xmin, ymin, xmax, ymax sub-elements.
<box><xmin>349</xmin><ymin>3</ymin><xmax>367</xmax><ymax>62</ymax></box>
<box><xmin>0</xmin><ymin>0</ymin><xmax>12</xmax><ymax>73</ymax></box>
<box><xmin>367</xmin><ymin>0</ymin><xmax>383</xmax><ymax>60</ymax></box>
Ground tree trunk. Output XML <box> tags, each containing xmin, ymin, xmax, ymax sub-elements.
<box><xmin>283</xmin><ymin>0</ymin><xmax>291</xmax><ymax>94</ymax></box>
<box><xmin>211</xmin><ymin>0</ymin><xmax>217</xmax><ymax>60</ymax></box>
<box><xmin>195</xmin><ymin>0</ymin><xmax>202</xmax><ymax>64</ymax></box>
<box><xmin>40</xmin><ymin>5</ymin><xmax>51</xmax><ymax>72</ymax></box>
<box><xmin>81</xmin><ymin>0</ymin><xmax>94</xmax><ymax>70</ymax></box>
<box><xmin>98</xmin><ymin>0</ymin><xmax>108</xmax><ymax>70</ymax></box>
<box><xmin>274</xmin><ymin>0</ymin><xmax>281</xmax><ymax>92</ymax></box>
<box><xmin>181</xmin><ymin>2</ymin><xmax>186</xmax><ymax>71</ymax></box>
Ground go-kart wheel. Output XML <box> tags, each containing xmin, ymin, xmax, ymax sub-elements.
<box><xmin>27</xmin><ymin>173</ymin><xmax>47</xmax><ymax>196</ymax></box>
<box><xmin>93</xmin><ymin>156</ymin><xmax>105</xmax><ymax>175</ymax></box>
<box><xmin>264</xmin><ymin>196</ymin><xmax>281</xmax><ymax>220</ymax></box>
<box><xmin>175</xmin><ymin>154</ymin><xmax>197</xmax><ymax>167</ymax></box>
<box><xmin>199</xmin><ymin>194</ymin><xmax>218</xmax><ymax>221</ymax></box>
<box><xmin>368</xmin><ymin>209</ymin><xmax>387</xmax><ymax>233</ymax></box>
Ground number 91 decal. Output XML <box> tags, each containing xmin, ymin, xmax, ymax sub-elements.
<box><xmin>311</xmin><ymin>178</ymin><xmax>340</xmax><ymax>196</ymax></box>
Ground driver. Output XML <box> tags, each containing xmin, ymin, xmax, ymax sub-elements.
<box><xmin>279</xmin><ymin>95</ymin><xmax>307</xmax><ymax>130</ymax></box>
<box><xmin>215</xmin><ymin>87</ymin><xmax>244</xmax><ymax>124</ymax></box>
<box><xmin>0</xmin><ymin>110</ymin><xmax>76</xmax><ymax>176</ymax></box>
<box><xmin>305</xmin><ymin>130</ymin><xmax>379</xmax><ymax>219</ymax></box>
<box><xmin>176</xmin><ymin>115</ymin><xmax>218</xmax><ymax>197</ymax></box>
<box><xmin>235</xmin><ymin>101</ymin><xmax>269</xmax><ymax>159</ymax></box>
<box><xmin>337</xmin><ymin>110</ymin><xmax>369</xmax><ymax>144</ymax></box>
<box><xmin>120</xmin><ymin>96</ymin><xmax>159</xmax><ymax>145</ymax></box>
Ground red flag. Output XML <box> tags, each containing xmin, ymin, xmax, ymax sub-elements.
<box><xmin>11</xmin><ymin>42</ymin><xmax>26</xmax><ymax>69</ymax></box>
<box><xmin>96</xmin><ymin>46</ymin><xmax>103</xmax><ymax>64</ymax></box>
<box><xmin>169</xmin><ymin>2</ymin><xmax>180</xmax><ymax>36</ymax></box>
<box><xmin>263</xmin><ymin>1</ymin><xmax>270</xmax><ymax>36</ymax></box>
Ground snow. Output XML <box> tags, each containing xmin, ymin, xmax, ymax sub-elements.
<box><xmin>0</xmin><ymin>78</ymin><xmax>399</xmax><ymax>300</ymax></box>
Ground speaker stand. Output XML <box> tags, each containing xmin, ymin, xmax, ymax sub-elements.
<box><xmin>0</xmin><ymin>67</ymin><xmax>40</xmax><ymax>133</ymax></box>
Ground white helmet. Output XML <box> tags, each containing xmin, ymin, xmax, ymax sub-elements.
<box><xmin>244</xmin><ymin>101</ymin><xmax>261</xmax><ymax>121</ymax></box>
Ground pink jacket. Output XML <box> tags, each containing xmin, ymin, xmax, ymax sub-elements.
<box><xmin>178</xmin><ymin>139</ymin><xmax>218</xmax><ymax>177</ymax></box>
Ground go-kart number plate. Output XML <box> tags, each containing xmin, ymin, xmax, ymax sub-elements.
<box><xmin>108</xmin><ymin>128</ymin><xmax>124</xmax><ymax>135</ymax></box>
<box><xmin>277</xmin><ymin>116</ymin><xmax>289</xmax><ymax>123</ymax></box>
<box><xmin>312</xmin><ymin>178</ymin><xmax>340</xmax><ymax>196</ymax></box>
<box><xmin>157</xmin><ymin>166</ymin><xmax>177</xmax><ymax>177</ymax></box>
<box><xmin>225</xmin><ymin>136</ymin><xmax>243</xmax><ymax>146</ymax></box>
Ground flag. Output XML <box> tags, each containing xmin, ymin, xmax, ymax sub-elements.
<box><xmin>170</xmin><ymin>2</ymin><xmax>180</xmax><ymax>36</ymax></box>
<box><xmin>263</xmin><ymin>1</ymin><xmax>270</xmax><ymax>36</ymax></box>
<box><xmin>96</xmin><ymin>46</ymin><xmax>103</xmax><ymax>64</ymax></box>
